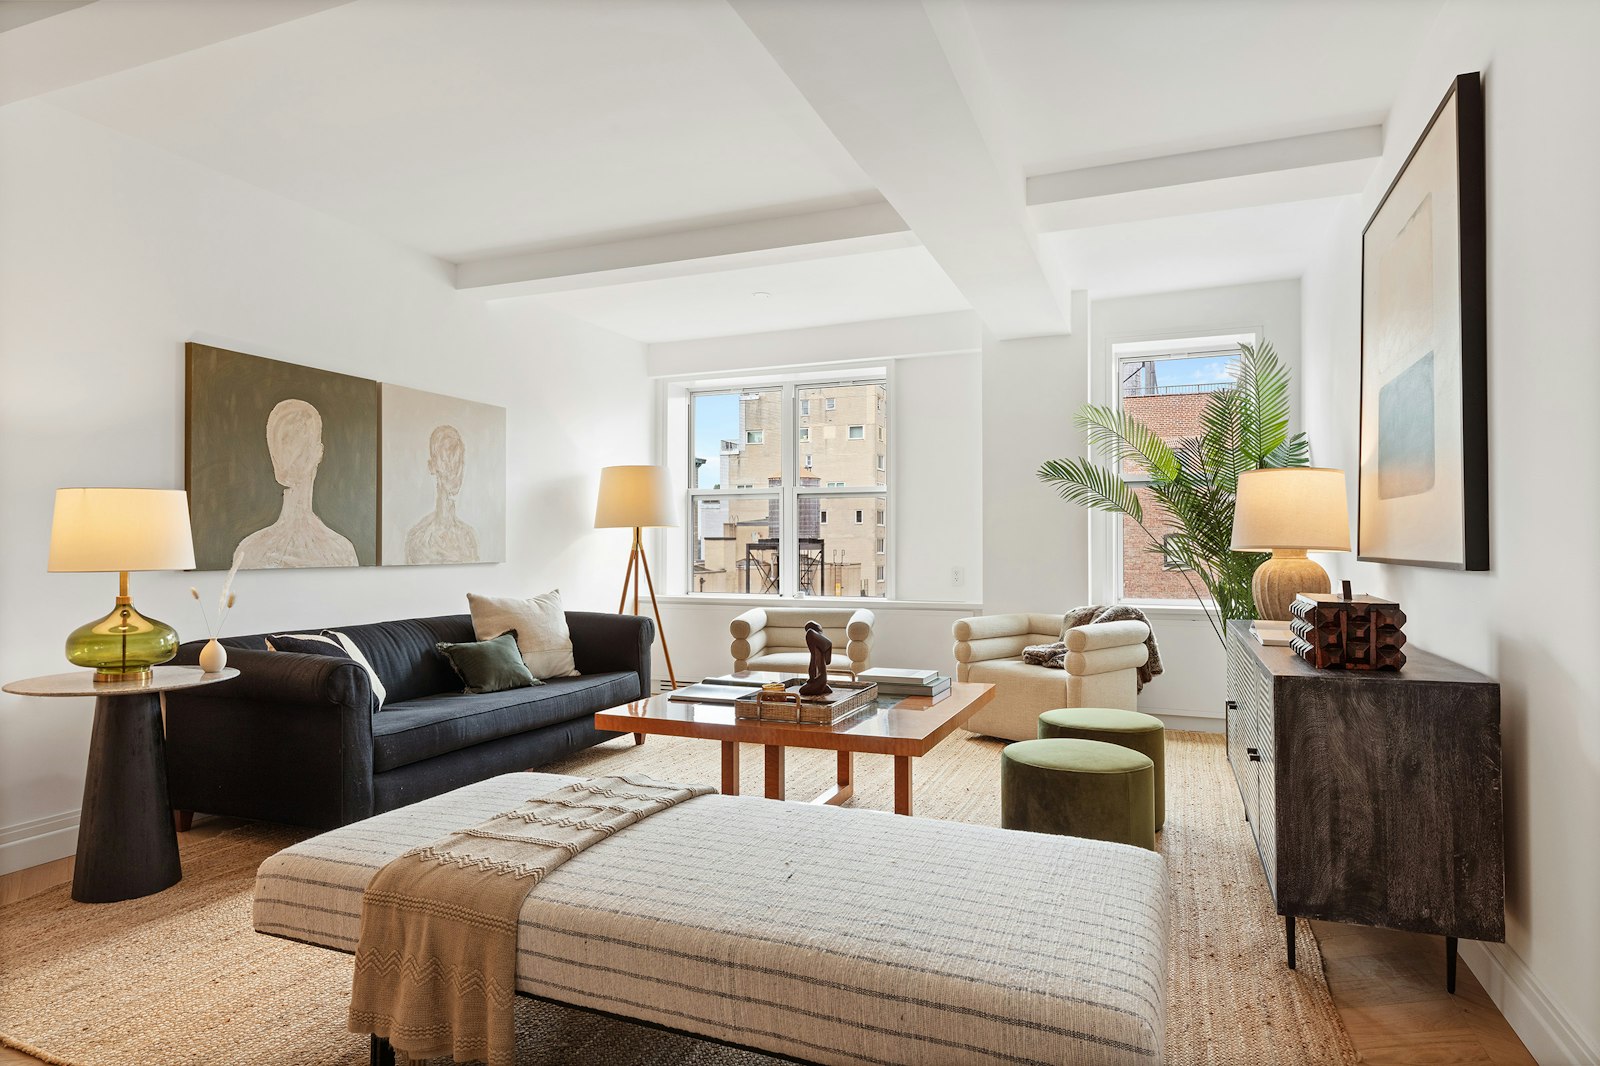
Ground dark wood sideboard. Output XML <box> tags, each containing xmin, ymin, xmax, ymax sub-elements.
<box><xmin>1224</xmin><ymin>620</ymin><xmax>1504</xmax><ymax>992</ymax></box>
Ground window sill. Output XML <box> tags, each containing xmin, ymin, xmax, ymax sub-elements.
<box><xmin>657</xmin><ymin>594</ymin><xmax>982</xmax><ymax>612</ymax></box>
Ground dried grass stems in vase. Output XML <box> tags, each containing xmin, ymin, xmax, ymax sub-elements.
<box><xmin>191</xmin><ymin>559</ymin><xmax>240</xmax><ymax>673</ymax></box>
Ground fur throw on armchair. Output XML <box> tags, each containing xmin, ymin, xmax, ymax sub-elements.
<box><xmin>1020</xmin><ymin>604</ymin><xmax>1164</xmax><ymax>692</ymax></box>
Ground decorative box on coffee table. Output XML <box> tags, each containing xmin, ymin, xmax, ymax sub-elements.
<box><xmin>1224</xmin><ymin>620</ymin><xmax>1502</xmax><ymax>992</ymax></box>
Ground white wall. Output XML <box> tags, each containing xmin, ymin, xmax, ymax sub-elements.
<box><xmin>1087</xmin><ymin>280</ymin><xmax>1306</xmax><ymax>723</ymax></box>
<box><xmin>1301</xmin><ymin>4</ymin><xmax>1600</xmax><ymax>1059</ymax></box>
<box><xmin>981</xmin><ymin>291</ymin><xmax>1092</xmax><ymax>614</ymax></box>
<box><xmin>0</xmin><ymin>102</ymin><xmax>650</xmax><ymax>874</ymax></box>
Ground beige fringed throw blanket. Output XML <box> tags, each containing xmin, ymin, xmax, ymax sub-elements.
<box><xmin>349</xmin><ymin>774</ymin><xmax>714</xmax><ymax>1065</ymax></box>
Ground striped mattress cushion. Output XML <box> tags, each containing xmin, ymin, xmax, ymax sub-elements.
<box><xmin>253</xmin><ymin>773</ymin><xmax>1168</xmax><ymax>1065</ymax></box>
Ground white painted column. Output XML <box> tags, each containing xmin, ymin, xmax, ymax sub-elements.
<box><xmin>980</xmin><ymin>291</ymin><xmax>1090</xmax><ymax>614</ymax></box>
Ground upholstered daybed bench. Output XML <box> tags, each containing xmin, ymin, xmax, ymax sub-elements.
<box><xmin>253</xmin><ymin>773</ymin><xmax>1169</xmax><ymax>1065</ymax></box>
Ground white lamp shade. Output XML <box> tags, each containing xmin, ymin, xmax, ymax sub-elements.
<box><xmin>594</xmin><ymin>466</ymin><xmax>677</xmax><ymax>529</ymax></box>
<box><xmin>1231</xmin><ymin>468</ymin><xmax>1351</xmax><ymax>552</ymax></box>
<box><xmin>48</xmin><ymin>488</ymin><xmax>197</xmax><ymax>573</ymax></box>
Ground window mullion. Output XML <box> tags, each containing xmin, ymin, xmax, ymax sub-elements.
<box><xmin>779</xmin><ymin>381</ymin><xmax>798</xmax><ymax>597</ymax></box>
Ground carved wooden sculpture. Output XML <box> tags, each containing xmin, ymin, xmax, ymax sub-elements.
<box><xmin>798</xmin><ymin>621</ymin><xmax>834</xmax><ymax>697</ymax></box>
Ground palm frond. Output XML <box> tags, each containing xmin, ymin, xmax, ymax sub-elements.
<box><xmin>1037</xmin><ymin>458</ymin><xmax>1143</xmax><ymax>523</ymax></box>
<box><xmin>1074</xmin><ymin>406</ymin><xmax>1180</xmax><ymax>482</ymax></box>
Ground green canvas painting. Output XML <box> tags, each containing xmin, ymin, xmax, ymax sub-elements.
<box><xmin>186</xmin><ymin>343</ymin><xmax>379</xmax><ymax>571</ymax></box>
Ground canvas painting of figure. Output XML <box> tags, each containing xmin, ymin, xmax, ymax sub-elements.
<box><xmin>380</xmin><ymin>384</ymin><xmax>506</xmax><ymax>565</ymax></box>
<box><xmin>186</xmin><ymin>344</ymin><xmax>379</xmax><ymax>570</ymax></box>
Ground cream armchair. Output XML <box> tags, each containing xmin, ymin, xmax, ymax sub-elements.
<box><xmin>730</xmin><ymin>607</ymin><xmax>874</xmax><ymax>676</ymax></box>
<box><xmin>953</xmin><ymin>613</ymin><xmax>1150</xmax><ymax>741</ymax></box>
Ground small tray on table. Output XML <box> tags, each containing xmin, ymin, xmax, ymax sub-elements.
<box><xmin>734</xmin><ymin>681</ymin><xmax>879</xmax><ymax>726</ymax></box>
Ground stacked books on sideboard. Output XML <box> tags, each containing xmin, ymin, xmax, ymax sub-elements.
<box><xmin>856</xmin><ymin>667</ymin><xmax>951</xmax><ymax>700</ymax></box>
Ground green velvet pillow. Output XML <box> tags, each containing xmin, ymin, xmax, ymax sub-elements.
<box><xmin>435</xmin><ymin>631</ymin><xmax>543</xmax><ymax>695</ymax></box>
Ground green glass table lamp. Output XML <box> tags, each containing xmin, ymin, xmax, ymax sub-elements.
<box><xmin>49</xmin><ymin>488</ymin><xmax>196</xmax><ymax>682</ymax></box>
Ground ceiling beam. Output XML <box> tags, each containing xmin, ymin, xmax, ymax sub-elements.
<box><xmin>0</xmin><ymin>0</ymin><xmax>355</xmax><ymax>107</ymax></box>
<box><xmin>646</xmin><ymin>310</ymin><xmax>980</xmax><ymax>379</ymax></box>
<box><xmin>1028</xmin><ymin>126</ymin><xmax>1382</xmax><ymax>231</ymax></box>
<box><xmin>729</xmin><ymin>0</ymin><xmax>1067</xmax><ymax>340</ymax></box>
<box><xmin>455</xmin><ymin>200</ymin><xmax>912</xmax><ymax>298</ymax></box>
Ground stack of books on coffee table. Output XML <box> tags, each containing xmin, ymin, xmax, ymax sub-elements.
<box><xmin>856</xmin><ymin>667</ymin><xmax>951</xmax><ymax>701</ymax></box>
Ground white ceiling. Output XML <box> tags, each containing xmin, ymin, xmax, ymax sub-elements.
<box><xmin>1041</xmin><ymin>197</ymin><xmax>1351</xmax><ymax>301</ymax></box>
<box><xmin>967</xmin><ymin>0</ymin><xmax>1442</xmax><ymax>174</ymax></box>
<box><xmin>43</xmin><ymin>0</ymin><xmax>876</xmax><ymax>260</ymax></box>
<box><xmin>25</xmin><ymin>0</ymin><xmax>1443</xmax><ymax>342</ymax></box>
<box><xmin>531</xmin><ymin>244</ymin><xmax>970</xmax><ymax>343</ymax></box>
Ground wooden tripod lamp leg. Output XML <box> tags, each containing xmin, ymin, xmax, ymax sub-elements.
<box><xmin>637</xmin><ymin>538</ymin><xmax>677</xmax><ymax>690</ymax></box>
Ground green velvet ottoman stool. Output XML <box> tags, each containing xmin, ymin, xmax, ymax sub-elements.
<box><xmin>1038</xmin><ymin>706</ymin><xmax>1166</xmax><ymax>831</ymax></box>
<box><xmin>1000</xmin><ymin>738</ymin><xmax>1156</xmax><ymax>851</ymax></box>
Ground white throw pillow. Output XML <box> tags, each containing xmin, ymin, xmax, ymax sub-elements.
<box><xmin>468</xmin><ymin>590</ymin><xmax>577</xmax><ymax>679</ymax></box>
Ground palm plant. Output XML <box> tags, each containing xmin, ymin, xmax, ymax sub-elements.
<box><xmin>1037</xmin><ymin>340</ymin><xmax>1308</xmax><ymax>642</ymax></box>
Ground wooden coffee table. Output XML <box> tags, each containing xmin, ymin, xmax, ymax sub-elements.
<box><xmin>595</xmin><ymin>682</ymin><xmax>994</xmax><ymax>816</ymax></box>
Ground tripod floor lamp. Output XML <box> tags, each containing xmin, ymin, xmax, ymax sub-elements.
<box><xmin>595</xmin><ymin>465</ymin><xmax>678</xmax><ymax>690</ymax></box>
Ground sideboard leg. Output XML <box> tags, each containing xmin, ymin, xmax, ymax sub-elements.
<box><xmin>371</xmin><ymin>1035</ymin><xmax>395</xmax><ymax>1066</ymax></box>
<box><xmin>1285</xmin><ymin>915</ymin><xmax>1296</xmax><ymax>969</ymax></box>
<box><xmin>1446</xmin><ymin>936</ymin><xmax>1458</xmax><ymax>994</ymax></box>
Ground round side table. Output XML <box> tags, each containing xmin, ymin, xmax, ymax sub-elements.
<box><xmin>3</xmin><ymin>665</ymin><xmax>239</xmax><ymax>903</ymax></box>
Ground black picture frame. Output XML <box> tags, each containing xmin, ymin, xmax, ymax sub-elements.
<box><xmin>1357</xmin><ymin>71</ymin><xmax>1488</xmax><ymax>570</ymax></box>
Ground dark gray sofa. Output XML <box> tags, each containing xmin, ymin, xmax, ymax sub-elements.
<box><xmin>164</xmin><ymin>611</ymin><xmax>652</xmax><ymax>830</ymax></box>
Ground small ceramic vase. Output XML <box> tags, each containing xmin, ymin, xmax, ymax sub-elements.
<box><xmin>198</xmin><ymin>638</ymin><xmax>228</xmax><ymax>674</ymax></box>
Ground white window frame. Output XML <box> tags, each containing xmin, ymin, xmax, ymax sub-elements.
<box><xmin>848</xmin><ymin>425</ymin><xmax>865</xmax><ymax>440</ymax></box>
<box><xmin>684</xmin><ymin>372</ymin><xmax>890</xmax><ymax>598</ymax></box>
<box><xmin>1091</xmin><ymin>329</ymin><xmax>1260</xmax><ymax>606</ymax></box>
<box><xmin>745</xmin><ymin>429</ymin><xmax>764</xmax><ymax>445</ymax></box>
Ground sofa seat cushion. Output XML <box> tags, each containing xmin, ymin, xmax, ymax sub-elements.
<box><xmin>372</xmin><ymin>671</ymin><xmax>637</xmax><ymax>772</ymax></box>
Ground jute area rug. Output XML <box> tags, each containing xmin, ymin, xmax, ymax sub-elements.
<box><xmin>0</xmin><ymin>730</ymin><xmax>1357</xmax><ymax>1065</ymax></box>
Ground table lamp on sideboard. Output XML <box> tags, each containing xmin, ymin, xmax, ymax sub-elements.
<box><xmin>595</xmin><ymin>465</ymin><xmax>678</xmax><ymax>690</ymax></box>
<box><xmin>1230</xmin><ymin>467</ymin><xmax>1350</xmax><ymax>622</ymax></box>
<box><xmin>49</xmin><ymin>487</ymin><xmax>196</xmax><ymax>682</ymax></box>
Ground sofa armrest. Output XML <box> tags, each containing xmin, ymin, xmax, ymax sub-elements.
<box><xmin>1065</xmin><ymin>642</ymin><xmax>1150</xmax><ymax>677</ymax></box>
<box><xmin>172</xmin><ymin>645</ymin><xmax>373</xmax><ymax>708</ymax></box>
<box><xmin>729</xmin><ymin>608</ymin><xmax>767</xmax><ymax>640</ymax></box>
<box><xmin>1063</xmin><ymin>620</ymin><xmax>1150</xmax><ymax>653</ymax></box>
<box><xmin>952</xmin><ymin>613</ymin><xmax>1029</xmax><ymax>642</ymax></box>
<box><xmin>567</xmin><ymin>611</ymin><xmax>653</xmax><ymax>697</ymax></box>
<box><xmin>164</xmin><ymin>646</ymin><xmax>376</xmax><ymax>827</ymax></box>
<box><xmin>954</xmin><ymin>635</ymin><xmax>1032</xmax><ymax>664</ymax></box>
<box><xmin>846</xmin><ymin>609</ymin><xmax>875</xmax><ymax>641</ymax></box>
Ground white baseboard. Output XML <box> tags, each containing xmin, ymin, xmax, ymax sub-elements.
<box><xmin>1460</xmin><ymin>940</ymin><xmax>1599</xmax><ymax>1065</ymax></box>
<box><xmin>1148</xmin><ymin>712</ymin><xmax>1224</xmax><ymax>734</ymax></box>
<box><xmin>0</xmin><ymin>809</ymin><xmax>79</xmax><ymax>876</ymax></box>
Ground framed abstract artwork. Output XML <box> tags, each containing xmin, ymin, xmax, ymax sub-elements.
<box><xmin>1358</xmin><ymin>71</ymin><xmax>1488</xmax><ymax>570</ymax></box>
<box><xmin>380</xmin><ymin>384</ymin><xmax>506</xmax><ymax>565</ymax></box>
<box><xmin>186</xmin><ymin>344</ymin><xmax>379</xmax><ymax>571</ymax></box>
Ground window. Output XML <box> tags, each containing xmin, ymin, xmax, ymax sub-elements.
<box><xmin>687</xmin><ymin>376</ymin><xmax>888</xmax><ymax>597</ymax></box>
<box><xmin>1107</xmin><ymin>336</ymin><xmax>1248</xmax><ymax>601</ymax></box>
